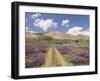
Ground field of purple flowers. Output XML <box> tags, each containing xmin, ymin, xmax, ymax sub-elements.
<box><xmin>56</xmin><ymin>46</ymin><xmax>89</xmax><ymax>65</ymax></box>
<box><xmin>25</xmin><ymin>43</ymin><xmax>89</xmax><ymax>68</ymax></box>
<box><xmin>71</xmin><ymin>51</ymin><xmax>89</xmax><ymax>65</ymax></box>
<box><xmin>25</xmin><ymin>36</ymin><xmax>89</xmax><ymax>68</ymax></box>
<box><xmin>25</xmin><ymin>43</ymin><xmax>48</xmax><ymax>68</ymax></box>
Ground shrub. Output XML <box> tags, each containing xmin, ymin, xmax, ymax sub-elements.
<box><xmin>32</xmin><ymin>55</ymin><xmax>45</xmax><ymax>67</ymax></box>
<box><xmin>71</xmin><ymin>52</ymin><xmax>89</xmax><ymax>65</ymax></box>
<box><xmin>25</xmin><ymin>60</ymin><xmax>33</xmax><ymax>68</ymax></box>
<box><xmin>56</xmin><ymin>46</ymin><xmax>71</xmax><ymax>54</ymax></box>
<box><xmin>25</xmin><ymin>47</ymin><xmax>35</xmax><ymax>54</ymax></box>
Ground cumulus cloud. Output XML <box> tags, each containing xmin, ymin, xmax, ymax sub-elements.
<box><xmin>67</xmin><ymin>26</ymin><xmax>89</xmax><ymax>36</ymax></box>
<box><xmin>25</xmin><ymin>27</ymin><xmax>37</xmax><ymax>33</ymax></box>
<box><xmin>61</xmin><ymin>19</ymin><xmax>70</xmax><ymax>27</ymax></box>
<box><xmin>34</xmin><ymin>18</ymin><xmax>58</xmax><ymax>31</ymax></box>
<box><xmin>79</xmin><ymin>30</ymin><xmax>89</xmax><ymax>36</ymax></box>
<box><xmin>32</xmin><ymin>13</ymin><xmax>41</xmax><ymax>19</ymax></box>
<box><xmin>25</xmin><ymin>27</ymin><xmax>30</xmax><ymax>32</ymax></box>
<box><xmin>53</xmin><ymin>23</ymin><xmax>58</xmax><ymax>28</ymax></box>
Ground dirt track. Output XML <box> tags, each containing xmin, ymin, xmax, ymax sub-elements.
<box><xmin>43</xmin><ymin>45</ymin><xmax>68</xmax><ymax>67</ymax></box>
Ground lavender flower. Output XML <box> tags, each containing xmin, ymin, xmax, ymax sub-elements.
<box><xmin>25</xmin><ymin>47</ymin><xmax>35</xmax><ymax>54</ymax></box>
<box><xmin>25</xmin><ymin>60</ymin><xmax>33</xmax><ymax>68</ymax></box>
<box><xmin>71</xmin><ymin>52</ymin><xmax>89</xmax><ymax>65</ymax></box>
<box><xmin>56</xmin><ymin>46</ymin><xmax>71</xmax><ymax>54</ymax></box>
<box><xmin>32</xmin><ymin>55</ymin><xmax>45</xmax><ymax>66</ymax></box>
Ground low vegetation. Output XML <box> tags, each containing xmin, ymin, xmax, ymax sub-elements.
<box><xmin>25</xmin><ymin>32</ymin><xmax>89</xmax><ymax>68</ymax></box>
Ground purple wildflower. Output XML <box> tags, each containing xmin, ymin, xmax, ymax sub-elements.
<box><xmin>32</xmin><ymin>55</ymin><xmax>45</xmax><ymax>66</ymax></box>
<box><xmin>25</xmin><ymin>47</ymin><xmax>35</xmax><ymax>54</ymax></box>
<box><xmin>71</xmin><ymin>52</ymin><xmax>89</xmax><ymax>65</ymax></box>
<box><xmin>56</xmin><ymin>46</ymin><xmax>71</xmax><ymax>54</ymax></box>
<box><xmin>25</xmin><ymin>60</ymin><xmax>33</xmax><ymax>68</ymax></box>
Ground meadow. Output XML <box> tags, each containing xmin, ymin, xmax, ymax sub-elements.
<box><xmin>25</xmin><ymin>33</ymin><xmax>89</xmax><ymax>68</ymax></box>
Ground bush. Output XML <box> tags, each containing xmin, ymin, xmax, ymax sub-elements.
<box><xmin>25</xmin><ymin>47</ymin><xmax>35</xmax><ymax>54</ymax></box>
<box><xmin>71</xmin><ymin>52</ymin><xmax>89</xmax><ymax>65</ymax></box>
<box><xmin>32</xmin><ymin>55</ymin><xmax>45</xmax><ymax>67</ymax></box>
<box><xmin>56</xmin><ymin>46</ymin><xmax>71</xmax><ymax>54</ymax></box>
<box><xmin>25</xmin><ymin>60</ymin><xmax>33</xmax><ymax>68</ymax></box>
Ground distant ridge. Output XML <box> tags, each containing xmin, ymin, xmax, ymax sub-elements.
<box><xmin>25</xmin><ymin>31</ymin><xmax>89</xmax><ymax>40</ymax></box>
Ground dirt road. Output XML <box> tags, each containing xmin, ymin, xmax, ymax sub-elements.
<box><xmin>43</xmin><ymin>45</ymin><xmax>67</xmax><ymax>67</ymax></box>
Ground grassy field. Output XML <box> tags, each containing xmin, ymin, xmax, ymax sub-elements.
<box><xmin>25</xmin><ymin>32</ymin><xmax>89</xmax><ymax>68</ymax></box>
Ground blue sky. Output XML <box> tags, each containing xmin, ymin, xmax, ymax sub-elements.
<box><xmin>25</xmin><ymin>12</ymin><xmax>89</xmax><ymax>36</ymax></box>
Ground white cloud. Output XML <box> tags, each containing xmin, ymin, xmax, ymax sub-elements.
<box><xmin>34</xmin><ymin>18</ymin><xmax>57</xmax><ymax>31</ymax></box>
<box><xmin>32</xmin><ymin>13</ymin><xmax>41</xmax><ymax>19</ymax></box>
<box><xmin>25</xmin><ymin>27</ymin><xmax>30</xmax><ymax>32</ymax></box>
<box><xmin>61</xmin><ymin>19</ymin><xmax>70</xmax><ymax>26</ymax></box>
<box><xmin>67</xmin><ymin>26</ymin><xmax>89</xmax><ymax>36</ymax></box>
<box><xmin>29</xmin><ymin>31</ymin><xmax>37</xmax><ymax>33</ymax></box>
<box><xmin>80</xmin><ymin>30</ymin><xmax>89</xmax><ymax>36</ymax></box>
<box><xmin>33</xmin><ymin>18</ymin><xmax>41</xmax><ymax>26</ymax></box>
<box><xmin>25</xmin><ymin>27</ymin><xmax>37</xmax><ymax>33</ymax></box>
<box><xmin>53</xmin><ymin>22</ymin><xmax>58</xmax><ymax>28</ymax></box>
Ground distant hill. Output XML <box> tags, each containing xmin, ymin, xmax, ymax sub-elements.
<box><xmin>25</xmin><ymin>32</ymin><xmax>38</xmax><ymax>38</ymax></box>
<box><xmin>43</xmin><ymin>31</ymin><xmax>89</xmax><ymax>40</ymax></box>
<box><xmin>25</xmin><ymin>31</ymin><xmax>89</xmax><ymax>40</ymax></box>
